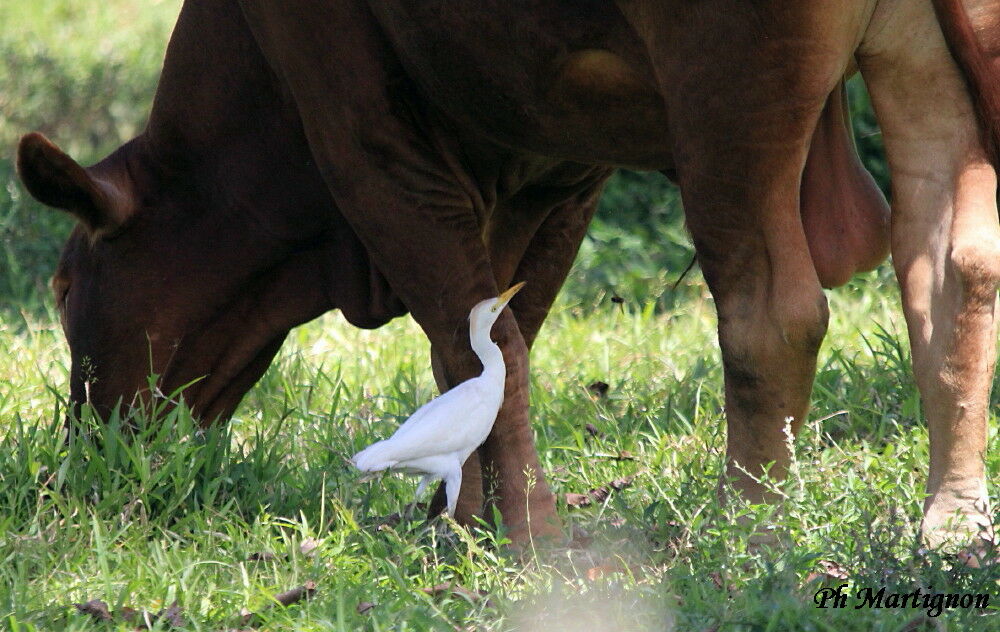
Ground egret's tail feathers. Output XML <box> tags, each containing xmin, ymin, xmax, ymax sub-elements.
<box><xmin>351</xmin><ymin>440</ymin><xmax>399</xmax><ymax>472</ymax></box>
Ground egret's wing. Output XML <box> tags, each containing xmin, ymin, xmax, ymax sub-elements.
<box><xmin>372</xmin><ymin>379</ymin><xmax>501</xmax><ymax>463</ymax></box>
<box><xmin>391</xmin><ymin>381</ymin><xmax>484</xmax><ymax>437</ymax></box>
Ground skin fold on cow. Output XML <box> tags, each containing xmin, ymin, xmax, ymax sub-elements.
<box><xmin>15</xmin><ymin>0</ymin><xmax>1000</xmax><ymax>556</ymax></box>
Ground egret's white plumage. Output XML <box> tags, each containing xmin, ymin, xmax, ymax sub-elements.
<box><xmin>352</xmin><ymin>282</ymin><xmax>525</xmax><ymax>516</ymax></box>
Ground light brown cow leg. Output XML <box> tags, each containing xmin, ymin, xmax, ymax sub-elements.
<box><xmin>860</xmin><ymin>0</ymin><xmax>999</xmax><ymax>554</ymax></box>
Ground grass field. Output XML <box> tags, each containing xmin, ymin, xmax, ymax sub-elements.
<box><xmin>2</xmin><ymin>1</ymin><xmax>1000</xmax><ymax>630</ymax></box>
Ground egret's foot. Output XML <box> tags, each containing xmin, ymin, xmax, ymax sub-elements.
<box><xmin>921</xmin><ymin>489</ymin><xmax>995</xmax><ymax>565</ymax></box>
<box><xmin>403</xmin><ymin>501</ymin><xmax>420</xmax><ymax>522</ymax></box>
<box><xmin>430</xmin><ymin>474</ymin><xmax>563</xmax><ymax>548</ymax></box>
<box><xmin>432</xmin><ymin>519</ymin><xmax>460</xmax><ymax>544</ymax></box>
<box><xmin>427</xmin><ymin>475</ymin><xmax>484</xmax><ymax>527</ymax></box>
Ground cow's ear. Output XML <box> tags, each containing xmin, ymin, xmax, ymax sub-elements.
<box><xmin>16</xmin><ymin>132</ymin><xmax>132</xmax><ymax>234</ymax></box>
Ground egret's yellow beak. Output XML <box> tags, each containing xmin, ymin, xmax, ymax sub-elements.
<box><xmin>497</xmin><ymin>281</ymin><xmax>526</xmax><ymax>306</ymax></box>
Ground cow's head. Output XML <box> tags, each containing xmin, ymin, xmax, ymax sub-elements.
<box><xmin>15</xmin><ymin>0</ymin><xmax>404</xmax><ymax>424</ymax></box>
<box><xmin>16</xmin><ymin>132</ymin><xmax>403</xmax><ymax>423</ymax></box>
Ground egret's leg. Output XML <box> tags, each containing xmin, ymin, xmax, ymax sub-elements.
<box><xmin>404</xmin><ymin>475</ymin><xmax>434</xmax><ymax>520</ymax></box>
<box><xmin>429</xmin><ymin>348</ymin><xmax>485</xmax><ymax>522</ymax></box>
<box><xmin>415</xmin><ymin>475</ymin><xmax>433</xmax><ymax>499</ymax></box>
<box><xmin>444</xmin><ymin>467</ymin><xmax>463</xmax><ymax>517</ymax></box>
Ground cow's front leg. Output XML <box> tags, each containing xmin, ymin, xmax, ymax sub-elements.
<box><xmin>427</xmin><ymin>165</ymin><xmax>612</xmax><ymax>527</ymax></box>
<box><xmin>238</xmin><ymin>0</ymin><xmax>559</xmax><ymax>543</ymax></box>
<box><xmin>861</xmin><ymin>0</ymin><xmax>999</xmax><ymax>555</ymax></box>
<box><xmin>429</xmin><ymin>312</ymin><xmax>553</xmax><ymax>542</ymax></box>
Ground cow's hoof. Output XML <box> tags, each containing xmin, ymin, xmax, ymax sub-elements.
<box><xmin>746</xmin><ymin>524</ymin><xmax>788</xmax><ymax>552</ymax></box>
<box><xmin>952</xmin><ymin>541</ymin><xmax>999</xmax><ymax>568</ymax></box>
<box><xmin>918</xmin><ymin>538</ymin><xmax>998</xmax><ymax>568</ymax></box>
<box><xmin>508</xmin><ymin>522</ymin><xmax>565</xmax><ymax>554</ymax></box>
<box><xmin>502</xmin><ymin>514</ymin><xmax>565</xmax><ymax>556</ymax></box>
<box><xmin>920</xmin><ymin>492</ymin><xmax>995</xmax><ymax>564</ymax></box>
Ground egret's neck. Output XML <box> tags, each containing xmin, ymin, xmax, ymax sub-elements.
<box><xmin>470</xmin><ymin>321</ymin><xmax>505</xmax><ymax>383</ymax></box>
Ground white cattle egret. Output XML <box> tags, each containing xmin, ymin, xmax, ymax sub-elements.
<box><xmin>352</xmin><ymin>282</ymin><xmax>526</xmax><ymax>516</ymax></box>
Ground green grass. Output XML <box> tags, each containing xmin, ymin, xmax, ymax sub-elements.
<box><xmin>3</xmin><ymin>274</ymin><xmax>1000</xmax><ymax>630</ymax></box>
<box><xmin>3</xmin><ymin>1</ymin><xmax>1000</xmax><ymax>630</ymax></box>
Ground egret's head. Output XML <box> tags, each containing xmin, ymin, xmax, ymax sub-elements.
<box><xmin>469</xmin><ymin>281</ymin><xmax>526</xmax><ymax>334</ymax></box>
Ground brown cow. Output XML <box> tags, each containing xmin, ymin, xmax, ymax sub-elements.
<box><xmin>15</xmin><ymin>0</ymin><xmax>1000</xmax><ymax>555</ymax></box>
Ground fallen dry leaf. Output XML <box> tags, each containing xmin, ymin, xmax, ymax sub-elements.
<box><xmin>273</xmin><ymin>582</ymin><xmax>318</xmax><ymax>607</ymax></box>
<box><xmin>584</xmin><ymin>560</ymin><xmax>645</xmax><ymax>582</ymax></box>
<box><xmin>585</xmin><ymin>562</ymin><xmax>623</xmax><ymax>581</ymax></box>
<box><xmin>709</xmin><ymin>572</ymin><xmax>724</xmax><ymax>590</ymax></box>
<box><xmin>566</xmin><ymin>475</ymin><xmax>637</xmax><ymax>508</ymax></box>
<box><xmin>240</xmin><ymin>581</ymin><xmax>318</xmax><ymax>627</ymax></box>
<box><xmin>130</xmin><ymin>601</ymin><xmax>186</xmax><ymax>630</ymax></box>
<box><xmin>157</xmin><ymin>601</ymin><xmax>186</xmax><ymax>627</ymax></box>
<box><xmin>74</xmin><ymin>599</ymin><xmax>185</xmax><ymax>629</ymax></box>
<box><xmin>804</xmin><ymin>559</ymin><xmax>849</xmax><ymax>586</ymax></box>
<box><xmin>74</xmin><ymin>600</ymin><xmax>112</xmax><ymax>622</ymax></box>
<box><xmin>119</xmin><ymin>606</ymin><xmax>140</xmax><ymax>624</ymax></box>
<box><xmin>707</xmin><ymin>571</ymin><xmax>740</xmax><ymax>599</ymax></box>
<box><xmin>299</xmin><ymin>538</ymin><xmax>319</xmax><ymax>557</ymax></box>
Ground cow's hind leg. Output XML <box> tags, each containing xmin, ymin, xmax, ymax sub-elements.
<box><xmin>860</xmin><ymin>0</ymin><xmax>999</xmax><ymax>555</ymax></box>
<box><xmin>684</xmin><ymin>164</ymin><xmax>830</xmax><ymax>513</ymax></box>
